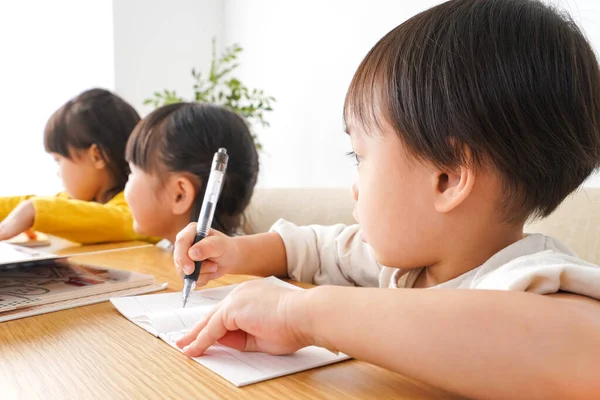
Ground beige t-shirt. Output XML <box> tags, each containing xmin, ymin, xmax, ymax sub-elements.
<box><xmin>270</xmin><ymin>219</ymin><xmax>600</xmax><ymax>299</ymax></box>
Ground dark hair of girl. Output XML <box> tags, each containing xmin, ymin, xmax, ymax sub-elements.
<box><xmin>45</xmin><ymin>88</ymin><xmax>140</xmax><ymax>200</ymax></box>
<box><xmin>126</xmin><ymin>102</ymin><xmax>259</xmax><ymax>235</ymax></box>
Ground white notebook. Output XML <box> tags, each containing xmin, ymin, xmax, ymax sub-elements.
<box><xmin>111</xmin><ymin>277</ymin><xmax>350</xmax><ymax>387</ymax></box>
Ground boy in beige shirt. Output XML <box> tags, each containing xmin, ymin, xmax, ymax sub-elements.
<box><xmin>172</xmin><ymin>1</ymin><xmax>600</xmax><ymax>398</ymax></box>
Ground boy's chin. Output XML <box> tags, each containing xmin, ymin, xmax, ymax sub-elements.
<box><xmin>367</xmin><ymin>246</ymin><xmax>395</xmax><ymax>268</ymax></box>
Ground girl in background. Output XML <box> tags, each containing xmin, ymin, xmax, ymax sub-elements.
<box><xmin>125</xmin><ymin>102</ymin><xmax>259</xmax><ymax>247</ymax></box>
<box><xmin>0</xmin><ymin>88</ymin><xmax>150</xmax><ymax>244</ymax></box>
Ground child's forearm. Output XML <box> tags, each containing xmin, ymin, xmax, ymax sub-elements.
<box><xmin>297</xmin><ymin>286</ymin><xmax>600</xmax><ymax>399</ymax></box>
<box><xmin>31</xmin><ymin>197</ymin><xmax>139</xmax><ymax>243</ymax></box>
<box><xmin>231</xmin><ymin>232</ymin><xmax>288</xmax><ymax>278</ymax></box>
<box><xmin>0</xmin><ymin>195</ymin><xmax>33</xmax><ymax>221</ymax></box>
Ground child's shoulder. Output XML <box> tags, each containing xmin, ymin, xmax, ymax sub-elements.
<box><xmin>106</xmin><ymin>191</ymin><xmax>125</xmax><ymax>203</ymax></box>
<box><xmin>472</xmin><ymin>234</ymin><xmax>600</xmax><ymax>299</ymax></box>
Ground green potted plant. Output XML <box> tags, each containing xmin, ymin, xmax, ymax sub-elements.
<box><xmin>144</xmin><ymin>39</ymin><xmax>275</xmax><ymax>150</ymax></box>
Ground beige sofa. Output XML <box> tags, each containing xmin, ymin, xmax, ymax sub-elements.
<box><xmin>244</xmin><ymin>187</ymin><xmax>600</xmax><ymax>265</ymax></box>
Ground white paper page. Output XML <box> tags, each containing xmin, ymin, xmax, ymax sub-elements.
<box><xmin>111</xmin><ymin>284</ymin><xmax>235</xmax><ymax>335</ymax></box>
<box><xmin>111</xmin><ymin>277</ymin><xmax>295</xmax><ymax>334</ymax></box>
<box><xmin>41</xmin><ymin>235</ymin><xmax>80</xmax><ymax>253</ymax></box>
<box><xmin>144</xmin><ymin>304</ymin><xmax>217</xmax><ymax>334</ymax></box>
<box><xmin>0</xmin><ymin>242</ymin><xmax>62</xmax><ymax>265</ymax></box>
<box><xmin>111</xmin><ymin>277</ymin><xmax>351</xmax><ymax>386</ymax></box>
<box><xmin>160</xmin><ymin>330</ymin><xmax>350</xmax><ymax>387</ymax></box>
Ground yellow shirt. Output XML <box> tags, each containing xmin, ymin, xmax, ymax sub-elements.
<box><xmin>0</xmin><ymin>191</ymin><xmax>157</xmax><ymax>244</ymax></box>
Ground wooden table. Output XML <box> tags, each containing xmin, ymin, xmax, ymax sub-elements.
<box><xmin>0</xmin><ymin>243</ymin><xmax>458</xmax><ymax>399</ymax></box>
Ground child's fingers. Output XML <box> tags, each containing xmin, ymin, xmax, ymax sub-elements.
<box><xmin>211</xmin><ymin>270</ymin><xmax>226</xmax><ymax>280</ymax></box>
<box><xmin>196</xmin><ymin>268</ymin><xmax>224</xmax><ymax>288</ymax></box>
<box><xmin>173</xmin><ymin>223</ymin><xmax>198</xmax><ymax>275</ymax></box>
<box><xmin>182</xmin><ymin>307</ymin><xmax>232</xmax><ymax>357</ymax></box>
<box><xmin>197</xmin><ymin>270</ymin><xmax>227</xmax><ymax>287</ymax></box>
<box><xmin>196</xmin><ymin>275</ymin><xmax>211</xmax><ymax>287</ymax></box>
<box><xmin>199</xmin><ymin>260</ymin><xmax>217</xmax><ymax>273</ymax></box>
<box><xmin>176</xmin><ymin>304</ymin><xmax>220</xmax><ymax>348</ymax></box>
<box><xmin>174</xmin><ymin>227</ymin><xmax>229</xmax><ymax>277</ymax></box>
<box><xmin>186</xmin><ymin>234</ymin><xmax>227</xmax><ymax>268</ymax></box>
<box><xmin>175</xmin><ymin>259</ymin><xmax>217</xmax><ymax>284</ymax></box>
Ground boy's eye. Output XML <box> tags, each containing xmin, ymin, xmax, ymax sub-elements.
<box><xmin>346</xmin><ymin>151</ymin><xmax>361</xmax><ymax>166</ymax></box>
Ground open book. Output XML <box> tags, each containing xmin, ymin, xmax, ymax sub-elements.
<box><xmin>0</xmin><ymin>242</ymin><xmax>65</xmax><ymax>269</ymax></box>
<box><xmin>0</xmin><ymin>258</ymin><xmax>166</xmax><ymax>322</ymax></box>
<box><xmin>3</xmin><ymin>233</ymin><xmax>80</xmax><ymax>253</ymax></box>
<box><xmin>111</xmin><ymin>277</ymin><xmax>350</xmax><ymax>387</ymax></box>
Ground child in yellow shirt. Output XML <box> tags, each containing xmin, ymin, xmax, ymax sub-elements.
<box><xmin>0</xmin><ymin>88</ymin><xmax>150</xmax><ymax>244</ymax></box>
<box><xmin>124</xmin><ymin>102</ymin><xmax>259</xmax><ymax>245</ymax></box>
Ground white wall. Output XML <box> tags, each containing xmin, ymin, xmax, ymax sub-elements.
<box><xmin>223</xmin><ymin>0</ymin><xmax>600</xmax><ymax>188</ymax></box>
<box><xmin>224</xmin><ymin>0</ymin><xmax>446</xmax><ymax>188</ymax></box>
<box><xmin>113</xmin><ymin>0</ymin><xmax>225</xmax><ymax>115</ymax></box>
<box><xmin>0</xmin><ymin>1</ymin><xmax>114</xmax><ymax>196</ymax></box>
<box><xmin>9</xmin><ymin>0</ymin><xmax>600</xmax><ymax>196</ymax></box>
<box><xmin>113</xmin><ymin>0</ymin><xmax>443</xmax><ymax>188</ymax></box>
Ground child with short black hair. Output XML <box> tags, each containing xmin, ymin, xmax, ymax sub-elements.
<box><xmin>172</xmin><ymin>1</ymin><xmax>600</xmax><ymax>397</ymax></box>
<box><xmin>0</xmin><ymin>88</ymin><xmax>149</xmax><ymax>244</ymax></box>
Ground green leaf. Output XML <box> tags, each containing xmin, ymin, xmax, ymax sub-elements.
<box><xmin>145</xmin><ymin>37</ymin><xmax>275</xmax><ymax>150</ymax></box>
<box><xmin>213</xmin><ymin>64</ymin><xmax>240</xmax><ymax>81</ymax></box>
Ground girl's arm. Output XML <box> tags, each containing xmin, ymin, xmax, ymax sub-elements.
<box><xmin>271</xmin><ymin>220</ymin><xmax>381</xmax><ymax>286</ymax></box>
<box><xmin>29</xmin><ymin>194</ymin><xmax>151</xmax><ymax>243</ymax></box>
<box><xmin>0</xmin><ymin>195</ymin><xmax>33</xmax><ymax>221</ymax></box>
<box><xmin>0</xmin><ymin>193</ymin><xmax>154</xmax><ymax>244</ymax></box>
<box><xmin>174</xmin><ymin>221</ymin><xmax>381</xmax><ymax>287</ymax></box>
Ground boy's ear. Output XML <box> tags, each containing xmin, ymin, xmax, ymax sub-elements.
<box><xmin>170</xmin><ymin>175</ymin><xmax>198</xmax><ymax>216</ymax></box>
<box><xmin>87</xmin><ymin>144</ymin><xmax>107</xmax><ymax>169</ymax></box>
<box><xmin>432</xmin><ymin>149</ymin><xmax>476</xmax><ymax>213</ymax></box>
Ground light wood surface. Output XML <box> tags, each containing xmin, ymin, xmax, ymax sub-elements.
<box><xmin>0</xmin><ymin>243</ymin><xmax>459</xmax><ymax>399</ymax></box>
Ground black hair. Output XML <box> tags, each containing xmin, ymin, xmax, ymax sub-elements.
<box><xmin>126</xmin><ymin>102</ymin><xmax>259</xmax><ymax>236</ymax></box>
<box><xmin>44</xmin><ymin>88</ymin><xmax>140</xmax><ymax>200</ymax></box>
<box><xmin>345</xmin><ymin>0</ymin><xmax>600</xmax><ymax>222</ymax></box>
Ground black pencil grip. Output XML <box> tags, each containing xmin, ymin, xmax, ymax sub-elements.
<box><xmin>185</xmin><ymin>232</ymin><xmax>206</xmax><ymax>281</ymax></box>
